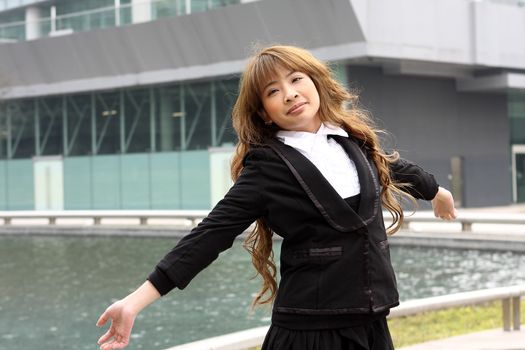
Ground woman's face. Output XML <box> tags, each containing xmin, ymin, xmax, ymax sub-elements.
<box><xmin>260</xmin><ymin>65</ymin><xmax>321</xmax><ymax>133</ymax></box>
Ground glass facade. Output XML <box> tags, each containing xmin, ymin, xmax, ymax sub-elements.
<box><xmin>0</xmin><ymin>0</ymin><xmax>241</xmax><ymax>42</ymax></box>
<box><xmin>0</xmin><ymin>8</ymin><xmax>23</xmax><ymax>40</ymax></box>
<box><xmin>510</xmin><ymin>92</ymin><xmax>525</xmax><ymax>203</ymax></box>
<box><xmin>0</xmin><ymin>76</ymin><xmax>239</xmax><ymax>210</ymax></box>
<box><xmin>0</xmin><ymin>79</ymin><xmax>239</xmax><ymax>161</ymax></box>
<box><xmin>509</xmin><ymin>92</ymin><xmax>525</xmax><ymax>144</ymax></box>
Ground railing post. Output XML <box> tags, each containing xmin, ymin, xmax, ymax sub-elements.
<box><xmin>512</xmin><ymin>296</ymin><xmax>521</xmax><ymax>330</ymax></box>
<box><xmin>4</xmin><ymin>217</ymin><xmax>11</xmax><ymax>225</ymax></box>
<box><xmin>94</xmin><ymin>217</ymin><xmax>101</xmax><ymax>225</ymax></box>
<box><xmin>49</xmin><ymin>217</ymin><xmax>56</xmax><ymax>225</ymax></box>
<box><xmin>461</xmin><ymin>221</ymin><xmax>472</xmax><ymax>232</ymax></box>
<box><xmin>139</xmin><ymin>217</ymin><xmax>147</xmax><ymax>225</ymax></box>
<box><xmin>503</xmin><ymin>298</ymin><xmax>511</xmax><ymax>331</ymax></box>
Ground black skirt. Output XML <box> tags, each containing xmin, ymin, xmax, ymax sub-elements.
<box><xmin>261</xmin><ymin>316</ymin><xmax>394</xmax><ymax>350</ymax></box>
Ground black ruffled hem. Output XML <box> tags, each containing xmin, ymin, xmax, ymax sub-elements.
<box><xmin>261</xmin><ymin>317</ymin><xmax>394</xmax><ymax>350</ymax></box>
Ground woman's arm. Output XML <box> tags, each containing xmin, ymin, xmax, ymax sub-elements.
<box><xmin>389</xmin><ymin>157</ymin><xmax>439</xmax><ymax>200</ymax></box>
<box><xmin>96</xmin><ymin>148</ymin><xmax>268</xmax><ymax>349</ymax></box>
<box><xmin>389</xmin><ymin>158</ymin><xmax>458</xmax><ymax>220</ymax></box>
<box><xmin>96</xmin><ymin>281</ymin><xmax>161</xmax><ymax>350</ymax></box>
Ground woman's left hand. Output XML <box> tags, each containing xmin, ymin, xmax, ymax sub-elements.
<box><xmin>431</xmin><ymin>186</ymin><xmax>458</xmax><ymax>220</ymax></box>
<box><xmin>97</xmin><ymin>299</ymin><xmax>136</xmax><ymax>350</ymax></box>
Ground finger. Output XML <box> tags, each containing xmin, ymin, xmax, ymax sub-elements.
<box><xmin>97</xmin><ymin>312</ymin><xmax>110</xmax><ymax>327</ymax></box>
<box><xmin>98</xmin><ymin>329</ymin><xmax>114</xmax><ymax>345</ymax></box>
<box><xmin>112</xmin><ymin>340</ymin><xmax>130</xmax><ymax>349</ymax></box>
<box><xmin>100</xmin><ymin>342</ymin><xmax>114</xmax><ymax>350</ymax></box>
<box><xmin>100</xmin><ymin>339</ymin><xmax>128</xmax><ymax>350</ymax></box>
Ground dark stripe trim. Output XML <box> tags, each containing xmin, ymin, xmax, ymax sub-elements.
<box><xmin>266</xmin><ymin>141</ymin><xmax>349</xmax><ymax>232</ymax></box>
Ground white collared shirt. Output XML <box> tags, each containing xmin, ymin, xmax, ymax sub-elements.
<box><xmin>276</xmin><ymin>123</ymin><xmax>361</xmax><ymax>198</ymax></box>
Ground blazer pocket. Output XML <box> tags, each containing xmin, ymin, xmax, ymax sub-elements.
<box><xmin>290</xmin><ymin>246</ymin><xmax>343</xmax><ymax>259</ymax></box>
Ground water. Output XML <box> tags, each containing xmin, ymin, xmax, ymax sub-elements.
<box><xmin>0</xmin><ymin>235</ymin><xmax>524</xmax><ymax>350</ymax></box>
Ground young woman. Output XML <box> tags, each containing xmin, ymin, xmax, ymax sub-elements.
<box><xmin>96</xmin><ymin>45</ymin><xmax>457</xmax><ymax>350</ymax></box>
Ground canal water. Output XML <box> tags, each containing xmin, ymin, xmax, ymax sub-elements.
<box><xmin>1</xmin><ymin>234</ymin><xmax>525</xmax><ymax>350</ymax></box>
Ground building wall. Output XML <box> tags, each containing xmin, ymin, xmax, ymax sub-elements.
<box><xmin>0</xmin><ymin>151</ymin><xmax>211</xmax><ymax>210</ymax></box>
<box><xmin>347</xmin><ymin>65</ymin><xmax>511</xmax><ymax>207</ymax></box>
<box><xmin>0</xmin><ymin>159</ymin><xmax>34</xmax><ymax>209</ymax></box>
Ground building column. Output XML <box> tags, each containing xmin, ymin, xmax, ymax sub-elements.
<box><xmin>132</xmin><ymin>0</ymin><xmax>152</xmax><ymax>23</ymax></box>
<box><xmin>25</xmin><ymin>6</ymin><xmax>42</xmax><ymax>40</ymax></box>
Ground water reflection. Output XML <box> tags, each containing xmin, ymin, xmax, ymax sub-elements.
<box><xmin>392</xmin><ymin>246</ymin><xmax>525</xmax><ymax>299</ymax></box>
<box><xmin>0</xmin><ymin>235</ymin><xmax>524</xmax><ymax>350</ymax></box>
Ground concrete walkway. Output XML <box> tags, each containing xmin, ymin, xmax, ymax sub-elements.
<box><xmin>398</xmin><ymin>328</ymin><xmax>525</xmax><ymax>350</ymax></box>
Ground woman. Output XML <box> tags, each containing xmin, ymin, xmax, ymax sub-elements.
<box><xmin>96</xmin><ymin>45</ymin><xmax>457</xmax><ymax>350</ymax></box>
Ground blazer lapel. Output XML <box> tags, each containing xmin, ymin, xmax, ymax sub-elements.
<box><xmin>266</xmin><ymin>136</ymin><xmax>380</xmax><ymax>232</ymax></box>
<box><xmin>329</xmin><ymin>135</ymin><xmax>380</xmax><ymax>224</ymax></box>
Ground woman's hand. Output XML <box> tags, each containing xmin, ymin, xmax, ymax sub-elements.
<box><xmin>96</xmin><ymin>281</ymin><xmax>161</xmax><ymax>350</ymax></box>
<box><xmin>96</xmin><ymin>300</ymin><xmax>136</xmax><ymax>350</ymax></box>
<box><xmin>431</xmin><ymin>186</ymin><xmax>458</xmax><ymax>220</ymax></box>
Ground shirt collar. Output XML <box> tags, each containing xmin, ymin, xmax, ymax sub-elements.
<box><xmin>276</xmin><ymin>123</ymin><xmax>348</xmax><ymax>153</ymax></box>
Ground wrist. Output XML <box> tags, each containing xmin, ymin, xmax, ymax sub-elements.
<box><xmin>433</xmin><ymin>186</ymin><xmax>448</xmax><ymax>202</ymax></box>
<box><xmin>123</xmin><ymin>280</ymin><xmax>161</xmax><ymax>315</ymax></box>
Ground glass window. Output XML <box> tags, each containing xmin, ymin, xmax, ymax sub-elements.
<box><xmin>123</xmin><ymin>88</ymin><xmax>151</xmax><ymax>153</ymax></box>
<box><xmin>38</xmin><ymin>97</ymin><xmax>63</xmax><ymax>156</ymax></box>
<box><xmin>191</xmin><ymin>0</ymin><xmax>208</xmax><ymax>13</ymax></box>
<box><xmin>209</xmin><ymin>0</ymin><xmax>240</xmax><ymax>9</ymax></box>
<box><xmin>55</xmin><ymin>0</ymin><xmax>114</xmax><ymax>15</ymax></box>
<box><xmin>0</xmin><ymin>103</ymin><xmax>7</xmax><ymax>159</ymax></box>
<box><xmin>184</xmin><ymin>81</ymin><xmax>211</xmax><ymax>150</ymax></box>
<box><xmin>66</xmin><ymin>94</ymin><xmax>92</xmax><ymax>156</ymax></box>
<box><xmin>509</xmin><ymin>92</ymin><xmax>525</xmax><ymax>144</ymax></box>
<box><xmin>0</xmin><ymin>9</ymin><xmax>25</xmax><ymax>41</ymax></box>
<box><xmin>94</xmin><ymin>91</ymin><xmax>120</xmax><ymax>155</ymax></box>
<box><xmin>55</xmin><ymin>0</ymin><xmax>115</xmax><ymax>32</ymax></box>
<box><xmin>156</xmin><ymin>84</ymin><xmax>182</xmax><ymax>152</ymax></box>
<box><xmin>0</xmin><ymin>8</ymin><xmax>24</xmax><ymax>24</ymax></box>
<box><xmin>6</xmin><ymin>100</ymin><xmax>35</xmax><ymax>159</ymax></box>
<box><xmin>119</xmin><ymin>0</ymin><xmax>132</xmax><ymax>25</ymax></box>
<box><xmin>152</xmin><ymin>0</ymin><xmax>185</xmax><ymax>19</ymax></box>
<box><xmin>214</xmin><ymin>78</ymin><xmax>238</xmax><ymax>146</ymax></box>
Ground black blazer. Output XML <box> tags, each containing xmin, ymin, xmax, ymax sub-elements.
<box><xmin>148</xmin><ymin>135</ymin><xmax>438</xmax><ymax>326</ymax></box>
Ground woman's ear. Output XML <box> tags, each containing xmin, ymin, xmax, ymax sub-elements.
<box><xmin>259</xmin><ymin>109</ymin><xmax>271</xmax><ymax>123</ymax></box>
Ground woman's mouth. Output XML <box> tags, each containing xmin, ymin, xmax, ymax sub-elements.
<box><xmin>287</xmin><ymin>102</ymin><xmax>307</xmax><ymax>115</ymax></box>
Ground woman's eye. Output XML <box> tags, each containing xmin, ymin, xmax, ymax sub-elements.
<box><xmin>292</xmin><ymin>76</ymin><xmax>303</xmax><ymax>83</ymax></box>
<box><xmin>267</xmin><ymin>89</ymin><xmax>278</xmax><ymax>96</ymax></box>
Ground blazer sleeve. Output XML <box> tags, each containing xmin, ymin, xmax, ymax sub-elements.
<box><xmin>389</xmin><ymin>157</ymin><xmax>439</xmax><ymax>201</ymax></box>
<box><xmin>148</xmin><ymin>149</ymin><xmax>267</xmax><ymax>295</ymax></box>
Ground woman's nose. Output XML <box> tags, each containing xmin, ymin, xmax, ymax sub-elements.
<box><xmin>284</xmin><ymin>89</ymin><xmax>299</xmax><ymax>102</ymax></box>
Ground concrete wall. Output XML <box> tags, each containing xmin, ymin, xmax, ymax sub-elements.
<box><xmin>347</xmin><ymin>65</ymin><xmax>511</xmax><ymax>207</ymax></box>
<box><xmin>2</xmin><ymin>0</ymin><xmax>525</xmax><ymax>99</ymax></box>
<box><xmin>0</xmin><ymin>0</ymin><xmax>364</xmax><ymax>98</ymax></box>
<box><xmin>352</xmin><ymin>0</ymin><xmax>525</xmax><ymax>70</ymax></box>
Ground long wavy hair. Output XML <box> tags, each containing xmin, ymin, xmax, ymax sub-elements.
<box><xmin>231</xmin><ymin>45</ymin><xmax>414</xmax><ymax>308</ymax></box>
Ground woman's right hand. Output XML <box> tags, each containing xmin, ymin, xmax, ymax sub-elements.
<box><xmin>96</xmin><ymin>299</ymin><xmax>137</xmax><ymax>350</ymax></box>
<box><xmin>96</xmin><ymin>281</ymin><xmax>161</xmax><ymax>350</ymax></box>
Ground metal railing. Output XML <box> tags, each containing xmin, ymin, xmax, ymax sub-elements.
<box><xmin>162</xmin><ymin>284</ymin><xmax>525</xmax><ymax>350</ymax></box>
<box><xmin>400</xmin><ymin>211</ymin><xmax>525</xmax><ymax>232</ymax></box>
<box><xmin>0</xmin><ymin>210</ymin><xmax>523</xmax><ymax>232</ymax></box>
<box><xmin>388</xmin><ymin>284</ymin><xmax>525</xmax><ymax>331</ymax></box>
<box><xmin>0</xmin><ymin>209</ymin><xmax>209</xmax><ymax>226</ymax></box>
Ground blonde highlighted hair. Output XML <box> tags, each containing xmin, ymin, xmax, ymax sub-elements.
<box><xmin>231</xmin><ymin>45</ymin><xmax>413</xmax><ymax>308</ymax></box>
